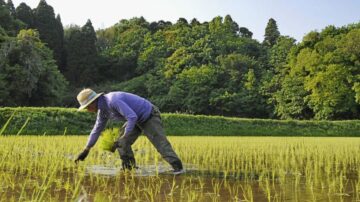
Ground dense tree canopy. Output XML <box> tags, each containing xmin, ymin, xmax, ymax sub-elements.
<box><xmin>272</xmin><ymin>25</ymin><xmax>360</xmax><ymax>119</ymax></box>
<box><xmin>64</xmin><ymin>20</ymin><xmax>99</xmax><ymax>87</ymax></box>
<box><xmin>0</xmin><ymin>0</ymin><xmax>24</xmax><ymax>36</ymax></box>
<box><xmin>15</xmin><ymin>3</ymin><xmax>34</xmax><ymax>28</ymax></box>
<box><xmin>0</xmin><ymin>0</ymin><xmax>360</xmax><ymax>120</ymax></box>
<box><xmin>0</xmin><ymin>29</ymin><xmax>67</xmax><ymax>106</ymax></box>
<box><xmin>33</xmin><ymin>0</ymin><xmax>64</xmax><ymax>71</ymax></box>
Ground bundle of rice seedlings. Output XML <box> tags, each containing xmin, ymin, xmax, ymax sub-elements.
<box><xmin>98</xmin><ymin>128</ymin><xmax>120</xmax><ymax>152</ymax></box>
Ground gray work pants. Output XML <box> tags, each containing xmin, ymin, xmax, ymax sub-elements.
<box><xmin>116</xmin><ymin>105</ymin><xmax>182</xmax><ymax>167</ymax></box>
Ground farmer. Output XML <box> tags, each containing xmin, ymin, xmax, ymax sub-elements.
<box><xmin>74</xmin><ymin>88</ymin><xmax>184</xmax><ymax>174</ymax></box>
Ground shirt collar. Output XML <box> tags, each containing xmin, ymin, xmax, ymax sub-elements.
<box><xmin>97</xmin><ymin>95</ymin><xmax>108</xmax><ymax>111</ymax></box>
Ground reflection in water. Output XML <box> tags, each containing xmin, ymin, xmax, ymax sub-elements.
<box><xmin>86</xmin><ymin>163</ymin><xmax>260</xmax><ymax>180</ymax></box>
<box><xmin>84</xmin><ymin>163</ymin><xmax>357</xmax><ymax>201</ymax></box>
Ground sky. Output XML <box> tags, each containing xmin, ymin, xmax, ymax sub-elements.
<box><xmin>12</xmin><ymin>0</ymin><xmax>360</xmax><ymax>42</ymax></box>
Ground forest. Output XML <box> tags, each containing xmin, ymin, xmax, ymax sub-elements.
<box><xmin>1</xmin><ymin>0</ymin><xmax>360</xmax><ymax>120</ymax></box>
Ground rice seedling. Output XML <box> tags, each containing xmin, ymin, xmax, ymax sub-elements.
<box><xmin>0</xmin><ymin>135</ymin><xmax>360</xmax><ymax>201</ymax></box>
<box><xmin>98</xmin><ymin>128</ymin><xmax>120</xmax><ymax>152</ymax></box>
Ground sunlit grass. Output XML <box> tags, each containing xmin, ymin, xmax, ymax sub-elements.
<box><xmin>0</xmin><ymin>136</ymin><xmax>360</xmax><ymax>201</ymax></box>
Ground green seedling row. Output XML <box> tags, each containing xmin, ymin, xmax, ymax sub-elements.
<box><xmin>1</xmin><ymin>136</ymin><xmax>360</xmax><ymax>201</ymax></box>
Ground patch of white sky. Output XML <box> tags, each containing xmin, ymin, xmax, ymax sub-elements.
<box><xmin>12</xmin><ymin>0</ymin><xmax>360</xmax><ymax>42</ymax></box>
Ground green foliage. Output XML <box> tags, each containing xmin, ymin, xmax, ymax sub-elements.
<box><xmin>263</xmin><ymin>18</ymin><xmax>280</xmax><ymax>47</ymax></box>
<box><xmin>163</xmin><ymin>47</ymin><xmax>196</xmax><ymax>79</ymax></box>
<box><xmin>209</xmin><ymin>54</ymin><xmax>269</xmax><ymax>117</ymax></box>
<box><xmin>305</xmin><ymin>64</ymin><xmax>354</xmax><ymax>119</ymax></box>
<box><xmin>269</xmin><ymin>36</ymin><xmax>296</xmax><ymax>69</ymax></box>
<box><xmin>136</xmin><ymin>16</ymin><xmax>266</xmax><ymax>115</ymax></box>
<box><xmin>99</xmin><ymin>17</ymin><xmax>151</xmax><ymax>81</ymax></box>
<box><xmin>273</xmin><ymin>24</ymin><xmax>360</xmax><ymax>120</ymax></box>
<box><xmin>170</xmin><ymin>65</ymin><xmax>218</xmax><ymax>113</ymax></box>
<box><xmin>64</xmin><ymin>20</ymin><xmax>99</xmax><ymax>86</ymax></box>
<box><xmin>239</xmin><ymin>27</ymin><xmax>253</xmax><ymax>38</ymax></box>
<box><xmin>15</xmin><ymin>3</ymin><xmax>34</xmax><ymax>28</ymax></box>
<box><xmin>0</xmin><ymin>110</ymin><xmax>15</xmax><ymax>135</ymax></box>
<box><xmin>1</xmin><ymin>107</ymin><xmax>360</xmax><ymax>137</ymax></box>
<box><xmin>300</xmin><ymin>31</ymin><xmax>321</xmax><ymax>48</ymax></box>
<box><xmin>98</xmin><ymin>128</ymin><xmax>119</xmax><ymax>151</ymax></box>
<box><xmin>0</xmin><ymin>107</ymin><xmax>96</xmax><ymax>135</ymax></box>
<box><xmin>6</xmin><ymin>0</ymin><xmax>15</xmax><ymax>17</ymax></box>
<box><xmin>96</xmin><ymin>26</ymin><xmax>116</xmax><ymax>52</ymax></box>
<box><xmin>0</xmin><ymin>3</ymin><xmax>359</xmax><ymax>121</ymax></box>
<box><xmin>33</xmin><ymin>0</ymin><xmax>64</xmax><ymax>71</ymax></box>
<box><xmin>262</xmin><ymin>36</ymin><xmax>296</xmax><ymax>115</ymax></box>
<box><xmin>0</xmin><ymin>25</ymin><xmax>7</xmax><ymax>42</ymax></box>
<box><xmin>273</xmin><ymin>75</ymin><xmax>312</xmax><ymax>119</ymax></box>
<box><xmin>137</xmin><ymin>30</ymin><xmax>171</xmax><ymax>74</ymax></box>
<box><xmin>93</xmin><ymin>74</ymin><xmax>149</xmax><ymax>98</ymax></box>
<box><xmin>0</xmin><ymin>0</ymin><xmax>24</xmax><ymax>36</ymax></box>
<box><xmin>163</xmin><ymin>113</ymin><xmax>360</xmax><ymax>136</ymax></box>
<box><xmin>0</xmin><ymin>29</ymin><xmax>68</xmax><ymax>106</ymax></box>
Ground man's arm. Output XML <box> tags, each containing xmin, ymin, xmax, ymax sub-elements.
<box><xmin>75</xmin><ymin>110</ymin><xmax>108</xmax><ymax>163</ymax></box>
<box><xmin>86</xmin><ymin>110</ymin><xmax>109</xmax><ymax>148</ymax></box>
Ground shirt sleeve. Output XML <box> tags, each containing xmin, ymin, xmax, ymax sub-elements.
<box><xmin>86</xmin><ymin>110</ymin><xmax>108</xmax><ymax>148</ymax></box>
<box><xmin>112</xmin><ymin>100</ymin><xmax>138</xmax><ymax>136</ymax></box>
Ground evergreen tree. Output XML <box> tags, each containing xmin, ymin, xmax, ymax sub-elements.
<box><xmin>64</xmin><ymin>25</ymin><xmax>82</xmax><ymax>86</ymax></box>
<box><xmin>0</xmin><ymin>25</ymin><xmax>7</xmax><ymax>43</ymax></box>
<box><xmin>149</xmin><ymin>20</ymin><xmax>172</xmax><ymax>33</ymax></box>
<box><xmin>224</xmin><ymin>15</ymin><xmax>239</xmax><ymax>34</ymax></box>
<box><xmin>33</xmin><ymin>0</ymin><xmax>64</xmax><ymax>71</ymax></box>
<box><xmin>65</xmin><ymin>20</ymin><xmax>99</xmax><ymax>86</ymax></box>
<box><xmin>80</xmin><ymin>19</ymin><xmax>98</xmax><ymax>83</ymax></box>
<box><xmin>6</xmin><ymin>0</ymin><xmax>15</xmax><ymax>17</ymax></box>
<box><xmin>190</xmin><ymin>18</ymin><xmax>200</xmax><ymax>27</ymax></box>
<box><xmin>55</xmin><ymin>14</ymin><xmax>65</xmax><ymax>71</ymax></box>
<box><xmin>263</xmin><ymin>18</ymin><xmax>280</xmax><ymax>47</ymax></box>
<box><xmin>173</xmin><ymin>18</ymin><xmax>189</xmax><ymax>29</ymax></box>
<box><xmin>15</xmin><ymin>3</ymin><xmax>34</xmax><ymax>28</ymax></box>
<box><xmin>0</xmin><ymin>2</ymin><xmax>12</xmax><ymax>30</ymax></box>
<box><xmin>176</xmin><ymin>18</ymin><xmax>189</xmax><ymax>26</ymax></box>
<box><xmin>0</xmin><ymin>0</ymin><xmax>18</xmax><ymax>35</ymax></box>
<box><xmin>239</xmin><ymin>27</ymin><xmax>253</xmax><ymax>38</ymax></box>
<box><xmin>3</xmin><ymin>4</ymin><xmax>25</xmax><ymax>35</ymax></box>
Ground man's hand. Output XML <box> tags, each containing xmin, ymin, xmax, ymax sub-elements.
<box><xmin>110</xmin><ymin>141</ymin><xmax>118</xmax><ymax>153</ymax></box>
<box><xmin>75</xmin><ymin>148</ymin><xmax>90</xmax><ymax>164</ymax></box>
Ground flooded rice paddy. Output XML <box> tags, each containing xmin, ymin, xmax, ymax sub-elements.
<box><xmin>1</xmin><ymin>136</ymin><xmax>360</xmax><ymax>201</ymax></box>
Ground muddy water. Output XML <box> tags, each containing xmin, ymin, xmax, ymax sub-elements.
<box><xmin>79</xmin><ymin>163</ymin><xmax>357</xmax><ymax>201</ymax></box>
<box><xmin>86</xmin><ymin>163</ymin><xmax>198</xmax><ymax>177</ymax></box>
<box><xmin>2</xmin><ymin>135</ymin><xmax>360</xmax><ymax>201</ymax></box>
<box><xmin>2</xmin><ymin>164</ymin><xmax>357</xmax><ymax>201</ymax></box>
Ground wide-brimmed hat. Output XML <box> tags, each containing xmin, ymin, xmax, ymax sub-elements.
<box><xmin>77</xmin><ymin>88</ymin><xmax>104</xmax><ymax>111</ymax></box>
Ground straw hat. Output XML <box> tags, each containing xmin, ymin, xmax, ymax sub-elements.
<box><xmin>77</xmin><ymin>88</ymin><xmax>104</xmax><ymax>111</ymax></box>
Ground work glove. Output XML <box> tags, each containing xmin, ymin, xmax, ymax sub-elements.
<box><xmin>75</xmin><ymin>149</ymin><xmax>89</xmax><ymax>164</ymax></box>
<box><xmin>110</xmin><ymin>141</ymin><xmax>118</xmax><ymax>153</ymax></box>
<box><xmin>121</xmin><ymin>156</ymin><xmax>137</xmax><ymax>170</ymax></box>
<box><xmin>113</xmin><ymin>136</ymin><xmax>127</xmax><ymax>151</ymax></box>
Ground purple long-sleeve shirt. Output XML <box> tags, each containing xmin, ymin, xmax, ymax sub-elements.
<box><xmin>86</xmin><ymin>92</ymin><xmax>152</xmax><ymax>148</ymax></box>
